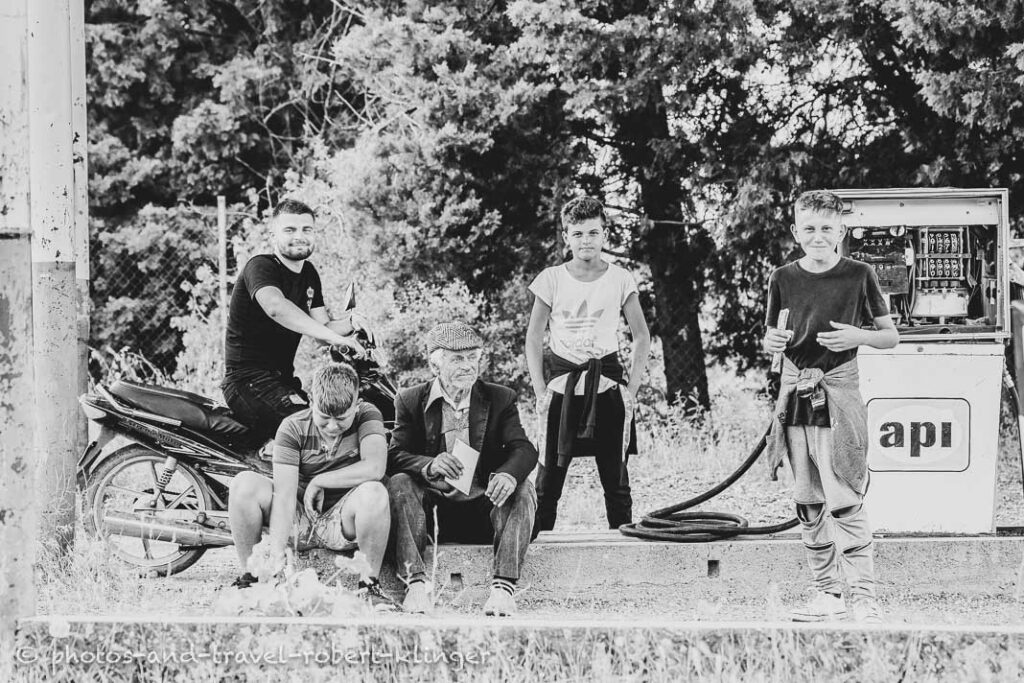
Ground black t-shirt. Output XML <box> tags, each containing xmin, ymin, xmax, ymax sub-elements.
<box><xmin>765</xmin><ymin>257</ymin><xmax>888</xmax><ymax>425</ymax></box>
<box><xmin>225</xmin><ymin>255</ymin><xmax>325</xmax><ymax>377</ymax></box>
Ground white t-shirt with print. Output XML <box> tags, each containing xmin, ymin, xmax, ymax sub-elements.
<box><xmin>528</xmin><ymin>262</ymin><xmax>639</xmax><ymax>394</ymax></box>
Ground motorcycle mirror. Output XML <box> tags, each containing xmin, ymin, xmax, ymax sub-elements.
<box><xmin>340</xmin><ymin>283</ymin><xmax>356</xmax><ymax>312</ymax></box>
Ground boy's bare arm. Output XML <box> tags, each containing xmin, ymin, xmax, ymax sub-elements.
<box><xmin>817</xmin><ymin>316</ymin><xmax>899</xmax><ymax>352</ymax></box>
<box><xmin>525</xmin><ymin>296</ymin><xmax>551</xmax><ymax>400</ymax></box>
<box><xmin>622</xmin><ymin>293</ymin><xmax>651</xmax><ymax>398</ymax></box>
<box><xmin>268</xmin><ymin>462</ymin><xmax>299</xmax><ymax>559</ymax></box>
<box><xmin>306</xmin><ymin>434</ymin><xmax>387</xmax><ymax>490</ymax></box>
<box><xmin>866</xmin><ymin>315</ymin><xmax>899</xmax><ymax>349</ymax></box>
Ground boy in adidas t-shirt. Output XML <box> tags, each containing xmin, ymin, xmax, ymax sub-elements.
<box><xmin>763</xmin><ymin>190</ymin><xmax>898</xmax><ymax>624</ymax></box>
<box><xmin>525</xmin><ymin>196</ymin><xmax>651</xmax><ymax>531</ymax></box>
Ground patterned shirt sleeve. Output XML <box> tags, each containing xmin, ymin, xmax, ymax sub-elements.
<box><xmin>355</xmin><ymin>402</ymin><xmax>387</xmax><ymax>441</ymax></box>
<box><xmin>271</xmin><ymin>416</ymin><xmax>303</xmax><ymax>467</ymax></box>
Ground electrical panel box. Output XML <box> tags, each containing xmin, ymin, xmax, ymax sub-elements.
<box><xmin>834</xmin><ymin>188</ymin><xmax>1010</xmax><ymax>342</ymax></box>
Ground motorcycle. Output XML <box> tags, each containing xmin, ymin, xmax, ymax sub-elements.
<box><xmin>77</xmin><ymin>316</ymin><xmax>397</xmax><ymax>577</ymax></box>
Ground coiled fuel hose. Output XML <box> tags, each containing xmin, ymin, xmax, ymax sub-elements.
<box><xmin>618</xmin><ymin>427</ymin><xmax>799</xmax><ymax>542</ymax></box>
<box><xmin>620</xmin><ymin>366</ymin><xmax>1024</xmax><ymax>542</ymax></box>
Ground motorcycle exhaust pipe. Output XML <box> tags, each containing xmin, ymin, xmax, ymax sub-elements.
<box><xmin>101</xmin><ymin>512</ymin><xmax>234</xmax><ymax>548</ymax></box>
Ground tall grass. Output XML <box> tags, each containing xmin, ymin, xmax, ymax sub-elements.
<box><xmin>14</xmin><ymin>616</ymin><xmax>1024</xmax><ymax>682</ymax></box>
<box><xmin>545</xmin><ymin>365</ymin><xmax>780</xmax><ymax>530</ymax></box>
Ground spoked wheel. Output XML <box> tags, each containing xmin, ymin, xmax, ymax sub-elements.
<box><xmin>83</xmin><ymin>446</ymin><xmax>212</xmax><ymax>576</ymax></box>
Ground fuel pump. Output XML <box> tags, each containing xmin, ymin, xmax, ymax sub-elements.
<box><xmin>835</xmin><ymin>188</ymin><xmax>1011</xmax><ymax>534</ymax></box>
<box><xmin>621</xmin><ymin>188</ymin><xmax>1014</xmax><ymax>542</ymax></box>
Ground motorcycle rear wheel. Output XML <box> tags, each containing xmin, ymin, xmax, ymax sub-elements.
<box><xmin>83</xmin><ymin>445</ymin><xmax>212</xmax><ymax>577</ymax></box>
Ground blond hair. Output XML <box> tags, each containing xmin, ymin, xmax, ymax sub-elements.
<box><xmin>795</xmin><ymin>190</ymin><xmax>844</xmax><ymax>217</ymax></box>
<box><xmin>308</xmin><ymin>363</ymin><xmax>359</xmax><ymax>415</ymax></box>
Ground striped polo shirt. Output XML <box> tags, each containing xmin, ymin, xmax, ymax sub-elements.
<box><xmin>272</xmin><ymin>402</ymin><xmax>386</xmax><ymax>509</ymax></box>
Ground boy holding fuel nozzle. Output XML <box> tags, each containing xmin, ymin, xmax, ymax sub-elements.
<box><xmin>763</xmin><ymin>190</ymin><xmax>899</xmax><ymax>624</ymax></box>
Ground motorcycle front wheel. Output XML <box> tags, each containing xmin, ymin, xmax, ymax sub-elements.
<box><xmin>83</xmin><ymin>445</ymin><xmax>212</xmax><ymax>577</ymax></box>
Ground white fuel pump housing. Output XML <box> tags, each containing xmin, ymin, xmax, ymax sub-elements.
<box><xmin>834</xmin><ymin>188</ymin><xmax>1010</xmax><ymax>533</ymax></box>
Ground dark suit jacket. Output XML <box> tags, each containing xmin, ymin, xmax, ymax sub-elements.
<box><xmin>387</xmin><ymin>380</ymin><xmax>538</xmax><ymax>486</ymax></box>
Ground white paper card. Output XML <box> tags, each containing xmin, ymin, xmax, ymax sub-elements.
<box><xmin>445</xmin><ymin>439</ymin><xmax>480</xmax><ymax>495</ymax></box>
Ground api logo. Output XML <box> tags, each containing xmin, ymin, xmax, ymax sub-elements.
<box><xmin>866</xmin><ymin>398</ymin><xmax>970</xmax><ymax>472</ymax></box>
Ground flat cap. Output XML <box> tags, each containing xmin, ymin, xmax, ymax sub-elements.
<box><xmin>425</xmin><ymin>321</ymin><xmax>484</xmax><ymax>355</ymax></box>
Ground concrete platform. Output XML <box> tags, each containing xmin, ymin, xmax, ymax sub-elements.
<box><xmin>13</xmin><ymin>613</ymin><xmax>1024</xmax><ymax>682</ymax></box>
<box><xmin>301</xmin><ymin>531</ymin><xmax>1024</xmax><ymax>605</ymax></box>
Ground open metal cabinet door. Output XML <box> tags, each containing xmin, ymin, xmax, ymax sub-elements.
<box><xmin>339</xmin><ymin>282</ymin><xmax>356</xmax><ymax>312</ymax></box>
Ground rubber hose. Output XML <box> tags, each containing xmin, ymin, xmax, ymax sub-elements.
<box><xmin>619</xmin><ymin>426</ymin><xmax>799</xmax><ymax>542</ymax></box>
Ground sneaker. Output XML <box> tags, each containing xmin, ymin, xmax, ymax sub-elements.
<box><xmin>358</xmin><ymin>582</ymin><xmax>398</xmax><ymax>612</ymax></box>
<box><xmin>850</xmin><ymin>595</ymin><xmax>883</xmax><ymax>624</ymax></box>
<box><xmin>230</xmin><ymin>572</ymin><xmax>258</xmax><ymax>589</ymax></box>
<box><xmin>402</xmin><ymin>581</ymin><xmax>432</xmax><ymax>614</ymax></box>
<box><xmin>483</xmin><ymin>587</ymin><xmax>517</xmax><ymax>617</ymax></box>
<box><xmin>790</xmin><ymin>590</ymin><xmax>847</xmax><ymax>622</ymax></box>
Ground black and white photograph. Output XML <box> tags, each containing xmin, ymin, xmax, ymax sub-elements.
<box><xmin>3</xmin><ymin>1</ymin><xmax>1024</xmax><ymax>680</ymax></box>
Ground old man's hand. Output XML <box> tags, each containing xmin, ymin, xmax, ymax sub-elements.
<box><xmin>428</xmin><ymin>452</ymin><xmax>463</xmax><ymax>480</ymax></box>
<box><xmin>486</xmin><ymin>472</ymin><xmax>517</xmax><ymax>507</ymax></box>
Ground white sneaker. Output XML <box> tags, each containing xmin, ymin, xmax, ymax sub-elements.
<box><xmin>483</xmin><ymin>587</ymin><xmax>517</xmax><ymax>616</ymax></box>
<box><xmin>790</xmin><ymin>590</ymin><xmax>847</xmax><ymax>622</ymax></box>
<box><xmin>850</xmin><ymin>595</ymin><xmax>883</xmax><ymax>624</ymax></box>
<box><xmin>402</xmin><ymin>581</ymin><xmax>431</xmax><ymax>614</ymax></box>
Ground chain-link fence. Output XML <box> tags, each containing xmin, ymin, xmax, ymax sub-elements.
<box><xmin>86</xmin><ymin>206</ymin><xmax>750</xmax><ymax>415</ymax></box>
<box><xmin>87</xmin><ymin>203</ymin><xmax>233</xmax><ymax>391</ymax></box>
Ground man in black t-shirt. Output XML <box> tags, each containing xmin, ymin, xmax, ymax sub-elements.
<box><xmin>222</xmin><ymin>199</ymin><xmax>367</xmax><ymax>444</ymax></box>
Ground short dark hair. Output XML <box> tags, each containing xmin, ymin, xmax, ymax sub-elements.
<box><xmin>560</xmin><ymin>196</ymin><xmax>609</xmax><ymax>230</ymax></box>
<box><xmin>273</xmin><ymin>198</ymin><xmax>315</xmax><ymax>219</ymax></box>
<box><xmin>309</xmin><ymin>363</ymin><xmax>359</xmax><ymax>416</ymax></box>
<box><xmin>795</xmin><ymin>190</ymin><xmax>844</xmax><ymax>217</ymax></box>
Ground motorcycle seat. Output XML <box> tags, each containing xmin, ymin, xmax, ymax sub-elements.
<box><xmin>108</xmin><ymin>380</ymin><xmax>249</xmax><ymax>438</ymax></box>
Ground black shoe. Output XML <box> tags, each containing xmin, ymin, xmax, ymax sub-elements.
<box><xmin>231</xmin><ymin>572</ymin><xmax>258</xmax><ymax>589</ymax></box>
<box><xmin>358</xmin><ymin>582</ymin><xmax>399</xmax><ymax>611</ymax></box>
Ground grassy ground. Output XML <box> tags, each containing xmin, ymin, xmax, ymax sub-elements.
<box><xmin>33</xmin><ymin>364</ymin><xmax>1024</xmax><ymax>623</ymax></box>
<box><xmin>17</xmin><ymin>616</ymin><xmax>1024</xmax><ymax>683</ymax></box>
<box><xmin>544</xmin><ymin>365</ymin><xmax>792</xmax><ymax>531</ymax></box>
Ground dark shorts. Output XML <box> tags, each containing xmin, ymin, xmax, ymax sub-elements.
<box><xmin>222</xmin><ymin>369</ymin><xmax>308</xmax><ymax>444</ymax></box>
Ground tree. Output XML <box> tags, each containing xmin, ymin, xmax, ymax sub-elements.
<box><xmin>86</xmin><ymin>0</ymin><xmax>360</xmax><ymax>371</ymax></box>
<box><xmin>706</xmin><ymin>0</ymin><xmax>1024</xmax><ymax>370</ymax></box>
<box><xmin>321</xmin><ymin>0</ymin><xmax>781</xmax><ymax>410</ymax></box>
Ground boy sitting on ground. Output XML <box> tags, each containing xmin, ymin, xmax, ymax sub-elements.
<box><xmin>228</xmin><ymin>362</ymin><xmax>396</xmax><ymax>610</ymax></box>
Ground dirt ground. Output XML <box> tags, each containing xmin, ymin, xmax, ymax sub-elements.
<box><xmin>38</xmin><ymin>389</ymin><xmax>1024</xmax><ymax>626</ymax></box>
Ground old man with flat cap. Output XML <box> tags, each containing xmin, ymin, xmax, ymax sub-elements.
<box><xmin>386</xmin><ymin>321</ymin><xmax>538</xmax><ymax>616</ymax></box>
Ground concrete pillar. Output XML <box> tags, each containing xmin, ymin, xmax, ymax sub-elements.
<box><xmin>28</xmin><ymin>0</ymin><xmax>79</xmax><ymax>552</ymax></box>
<box><xmin>0</xmin><ymin>0</ymin><xmax>39</xmax><ymax>671</ymax></box>
<box><xmin>71</xmin><ymin>0</ymin><xmax>90</xmax><ymax>451</ymax></box>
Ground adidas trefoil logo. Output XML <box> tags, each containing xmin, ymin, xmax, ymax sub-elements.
<box><xmin>556</xmin><ymin>300</ymin><xmax>604</xmax><ymax>352</ymax></box>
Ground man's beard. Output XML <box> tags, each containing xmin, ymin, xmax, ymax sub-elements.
<box><xmin>278</xmin><ymin>243</ymin><xmax>313</xmax><ymax>261</ymax></box>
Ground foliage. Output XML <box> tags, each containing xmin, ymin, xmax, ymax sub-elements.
<box><xmin>170</xmin><ymin>264</ymin><xmax>225</xmax><ymax>397</ymax></box>
<box><xmin>88</xmin><ymin>345</ymin><xmax>170</xmax><ymax>388</ymax></box>
<box><xmin>212</xmin><ymin>541</ymin><xmax>375</xmax><ymax>618</ymax></box>
<box><xmin>87</xmin><ymin>0</ymin><xmax>362</xmax><ymax>376</ymax></box>
<box><xmin>91</xmin><ymin>0</ymin><xmax>1024</xmax><ymax>402</ymax></box>
<box><xmin>705</xmin><ymin>0</ymin><xmax>1024</xmax><ymax>368</ymax></box>
<box><xmin>89</xmin><ymin>205</ymin><xmax>216</xmax><ymax>371</ymax></box>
